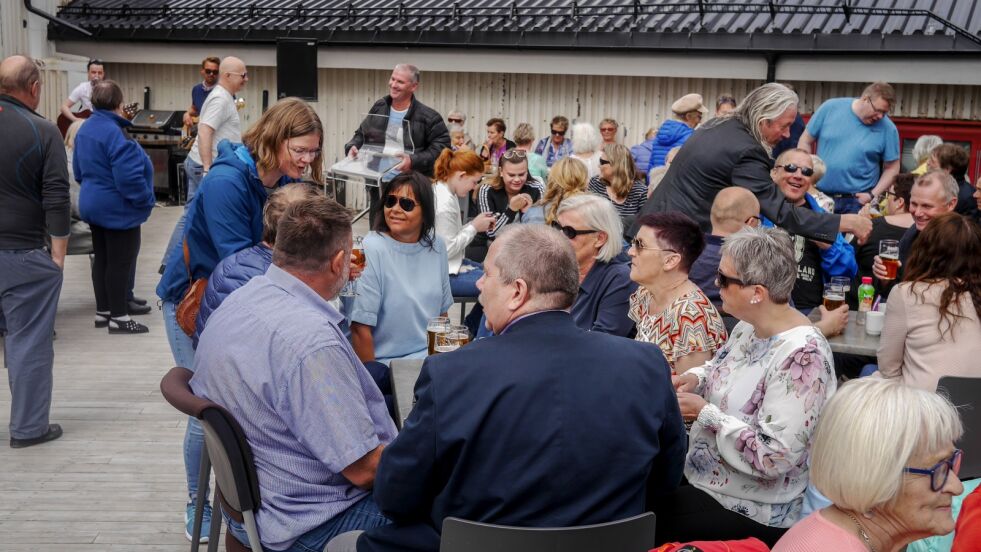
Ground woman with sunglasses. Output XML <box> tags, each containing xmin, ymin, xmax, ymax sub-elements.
<box><xmin>477</xmin><ymin>148</ymin><xmax>547</xmax><ymax>244</ymax></box>
<box><xmin>773</xmin><ymin>378</ymin><xmax>964</xmax><ymax>552</ymax></box>
<box><xmin>554</xmin><ymin>195</ymin><xmax>637</xmax><ymax>337</ymax></box>
<box><xmin>156</xmin><ymin>97</ymin><xmax>323</xmax><ymax>543</ymax></box>
<box><xmin>350</xmin><ymin>172</ymin><xmax>453</xmax><ymax>365</ymax></box>
<box><xmin>658</xmin><ymin>226</ymin><xmax>835</xmax><ymax>546</ymax></box>
<box><xmin>588</xmin><ymin>143</ymin><xmax>648</xmax><ymax>220</ymax></box>
<box><xmin>627</xmin><ymin>212</ymin><xmax>727</xmax><ymax>374</ymax></box>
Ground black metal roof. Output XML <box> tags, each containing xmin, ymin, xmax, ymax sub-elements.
<box><xmin>51</xmin><ymin>0</ymin><xmax>981</xmax><ymax>53</ymax></box>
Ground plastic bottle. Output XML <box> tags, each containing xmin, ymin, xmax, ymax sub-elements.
<box><xmin>857</xmin><ymin>276</ymin><xmax>875</xmax><ymax>325</ymax></box>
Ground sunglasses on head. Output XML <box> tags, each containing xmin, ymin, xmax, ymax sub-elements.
<box><xmin>551</xmin><ymin>129</ymin><xmax>566</xmax><ymax>136</ymax></box>
<box><xmin>776</xmin><ymin>164</ymin><xmax>814</xmax><ymax>177</ymax></box>
<box><xmin>550</xmin><ymin>221</ymin><xmax>598</xmax><ymax>240</ymax></box>
<box><xmin>502</xmin><ymin>149</ymin><xmax>527</xmax><ymax>161</ymax></box>
<box><xmin>383</xmin><ymin>194</ymin><xmax>417</xmax><ymax>212</ymax></box>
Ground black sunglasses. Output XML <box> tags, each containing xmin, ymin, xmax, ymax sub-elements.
<box><xmin>776</xmin><ymin>164</ymin><xmax>815</xmax><ymax>177</ymax></box>
<box><xmin>447</xmin><ymin>118</ymin><xmax>463</xmax><ymax>124</ymax></box>
<box><xmin>383</xmin><ymin>195</ymin><xmax>417</xmax><ymax>212</ymax></box>
<box><xmin>551</xmin><ymin>129</ymin><xmax>566</xmax><ymax>136</ymax></box>
<box><xmin>203</xmin><ymin>69</ymin><xmax>219</xmax><ymax>75</ymax></box>
<box><xmin>550</xmin><ymin>221</ymin><xmax>598</xmax><ymax>240</ymax></box>
<box><xmin>716</xmin><ymin>269</ymin><xmax>750</xmax><ymax>288</ymax></box>
<box><xmin>599</xmin><ymin>158</ymin><xmax>611</xmax><ymax>166</ymax></box>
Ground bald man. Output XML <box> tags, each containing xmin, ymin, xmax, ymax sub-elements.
<box><xmin>688</xmin><ymin>187</ymin><xmax>761</xmax><ymax>308</ymax></box>
<box><xmin>0</xmin><ymin>55</ymin><xmax>70</xmax><ymax>448</ymax></box>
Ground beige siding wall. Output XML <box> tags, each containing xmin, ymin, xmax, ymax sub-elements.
<box><xmin>103</xmin><ymin>63</ymin><xmax>981</xmax><ymax>208</ymax></box>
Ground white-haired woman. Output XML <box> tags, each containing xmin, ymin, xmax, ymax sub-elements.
<box><xmin>911</xmin><ymin>134</ymin><xmax>943</xmax><ymax>176</ymax></box>
<box><xmin>658</xmin><ymin>226</ymin><xmax>836</xmax><ymax>547</ymax></box>
<box><xmin>773</xmin><ymin>378</ymin><xmax>964</xmax><ymax>551</ymax></box>
<box><xmin>555</xmin><ymin>195</ymin><xmax>638</xmax><ymax>337</ymax></box>
<box><xmin>569</xmin><ymin>122</ymin><xmax>602</xmax><ymax>179</ymax></box>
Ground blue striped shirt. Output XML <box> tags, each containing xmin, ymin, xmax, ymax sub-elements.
<box><xmin>191</xmin><ymin>263</ymin><xmax>397</xmax><ymax>551</ymax></box>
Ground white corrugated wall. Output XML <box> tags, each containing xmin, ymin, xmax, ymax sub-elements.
<box><xmin>98</xmin><ymin>63</ymin><xmax>981</xmax><ymax>208</ymax></box>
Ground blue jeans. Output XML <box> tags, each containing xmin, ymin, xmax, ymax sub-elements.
<box><xmin>225</xmin><ymin>493</ymin><xmax>389</xmax><ymax>552</ymax></box>
<box><xmin>832</xmin><ymin>195</ymin><xmax>864</xmax><ymax>215</ymax></box>
<box><xmin>161</xmin><ymin>157</ymin><xmax>205</xmax><ymax>267</ymax></box>
<box><xmin>449</xmin><ymin>260</ymin><xmax>482</xmax><ymax>297</ymax></box>
<box><xmin>163</xmin><ymin>300</ymin><xmax>209</xmax><ymax>505</ymax></box>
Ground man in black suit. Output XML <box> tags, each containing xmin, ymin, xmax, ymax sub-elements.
<box><xmin>349</xmin><ymin>224</ymin><xmax>687</xmax><ymax>552</ymax></box>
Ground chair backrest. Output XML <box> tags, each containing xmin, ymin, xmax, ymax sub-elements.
<box><xmin>938</xmin><ymin>376</ymin><xmax>981</xmax><ymax>480</ymax></box>
<box><xmin>159</xmin><ymin>366</ymin><xmax>213</xmax><ymax>418</ymax></box>
<box><xmin>439</xmin><ymin>512</ymin><xmax>655</xmax><ymax>552</ymax></box>
<box><xmin>199</xmin><ymin>405</ymin><xmax>262</xmax><ymax>515</ymax></box>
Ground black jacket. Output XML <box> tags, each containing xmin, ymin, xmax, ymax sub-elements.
<box><xmin>633</xmin><ymin>117</ymin><xmax>840</xmax><ymax>243</ymax></box>
<box><xmin>344</xmin><ymin>95</ymin><xmax>450</xmax><ymax>177</ymax></box>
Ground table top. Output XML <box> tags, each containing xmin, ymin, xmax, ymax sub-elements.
<box><xmin>390</xmin><ymin>358</ymin><xmax>424</xmax><ymax>427</ymax></box>
<box><xmin>814</xmin><ymin>314</ymin><xmax>881</xmax><ymax>357</ymax></box>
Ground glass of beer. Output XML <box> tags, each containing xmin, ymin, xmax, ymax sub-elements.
<box><xmin>823</xmin><ymin>281</ymin><xmax>846</xmax><ymax>311</ymax></box>
<box><xmin>449</xmin><ymin>324</ymin><xmax>470</xmax><ymax>348</ymax></box>
<box><xmin>427</xmin><ymin>316</ymin><xmax>450</xmax><ymax>355</ymax></box>
<box><xmin>339</xmin><ymin>236</ymin><xmax>365</xmax><ymax>297</ymax></box>
<box><xmin>830</xmin><ymin>276</ymin><xmax>851</xmax><ymax>294</ymax></box>
<box><xmin>879</xmin><ymin>239</ymin><xmax>900</xmax><ymax>280</ymax></box>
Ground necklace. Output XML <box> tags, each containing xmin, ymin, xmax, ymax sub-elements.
<box><xmin>840</xmin><ymin>508</ymin><xmax>877</xmax><ymax>552</ymax></box>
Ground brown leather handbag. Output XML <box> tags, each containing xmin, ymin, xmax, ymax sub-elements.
<box><xmin>176</xmin><ymin>240</ymin><xmax>208</xmax><ymax>337</ymax></box>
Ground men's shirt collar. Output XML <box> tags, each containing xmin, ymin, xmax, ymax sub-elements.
<box><xmin>264</xmin><ymin>264</ymin><xmax>344</xmax><ymax>325</ymax></box>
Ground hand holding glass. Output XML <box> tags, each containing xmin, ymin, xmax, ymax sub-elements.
<box><xmin>339</xmin><ymin>236</ymin><xmax>364</xmax><ymax>297</ymax></box>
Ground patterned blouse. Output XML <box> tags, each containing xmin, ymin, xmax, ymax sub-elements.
<box><xmin>685</xmin><ymin>321</ymin><xmax>836</xmax><ymax>529</ymax></box>
<box><xmin>628</xmin><ymin>286</ymin><xmax>727</xmax><ymax>368</ymax></box>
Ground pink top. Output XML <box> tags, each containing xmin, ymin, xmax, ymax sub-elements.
<box><xmin>772</xmin><ymin>511</ymin><xmax>869</xmax><ymax>552</ymax></box>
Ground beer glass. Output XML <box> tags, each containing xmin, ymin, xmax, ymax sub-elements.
<box><xmin>427</xmin><ymin>316</ymin><xmax>450</xmax><ymax>355</ymax></box>
<box><xmin>339</xmin><ymin>235</ymin><xmax>364</xmax><ymax>297</ymax></box>
<box><xmin>830</xmin><ymin>276</ymin><xmax>851</xmax><ymax>294</ymax></box>
<box><xmin>879</xmin><ymin>239</ymin><xmax>900</xmax><ymax>280</ymax></box>
<box><xmin>823</xmin><ymin>281</ymin><xmax>846</xmax><ymax>311</ymax></box>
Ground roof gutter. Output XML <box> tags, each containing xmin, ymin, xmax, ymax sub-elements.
<box><xmin>24</xmin><ymin>0</ymin><xmax>92</xmax><ymax>37</ymax></box>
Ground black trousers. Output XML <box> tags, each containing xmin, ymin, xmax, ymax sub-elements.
<box><xmin>90</xmin><ymin>224</ymin><xmax>141</xmax><ymax>318</ymax></box>
<box><xmin>652</xmin><ymin>483</ymin><xmax>788</xmax><ymax>547</ymax></box>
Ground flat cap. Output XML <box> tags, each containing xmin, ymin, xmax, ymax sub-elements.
<box><xmin>671</xmin><ymin>93</ymin><xmax>708</xmax><ymax>115</ymax></box>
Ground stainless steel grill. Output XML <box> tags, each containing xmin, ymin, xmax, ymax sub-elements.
<box><xmin>129</xmin><ymin>110</ymin><xmax>187</xmax><ymax>203</ymax></box>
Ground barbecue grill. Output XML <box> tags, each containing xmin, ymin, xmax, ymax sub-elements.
<box><xmin>129</xmin><ymin>109</ymin><xmax>187</xmax><ymax>203</ymax></box>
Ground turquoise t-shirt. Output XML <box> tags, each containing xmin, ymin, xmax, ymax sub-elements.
<box><xmin>350</xmin><ymin>231</ymin><xmax>453</xmax><ymax>365</ymax></box>
<box><xmin>806</xmin><ymin>97</ymin><xmax>900</xmax><ymax>195</ymax></box>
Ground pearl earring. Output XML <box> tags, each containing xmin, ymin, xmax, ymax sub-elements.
<box><xmin>750</xmin><ymin>298</ymin><xmax>760</xmax><ymax>304</ymax></box>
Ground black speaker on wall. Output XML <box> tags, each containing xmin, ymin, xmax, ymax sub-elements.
<box><xmin>276</xmin><ymin>38</ymin><xmax>318</xmax><ymax>101</ymax></box>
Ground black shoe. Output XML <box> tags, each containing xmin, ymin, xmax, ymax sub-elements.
<box><xmin>130</xmin><ymin>295</ymin><xmax>148</xmax><ymax>306</ymax></box>
<box><xmin>127</xmin><ymin>300</ymin><xmax>152</xmax><ymax>315</ymax></box>
<box><xmin>108</xmin><ymin>318</ymin><xmax>149</xmax><ymax>334</ymax></box>
<box><xmin>10</xmin><ymin>424</ymin><xmax>63</xmax><ymax>448</ymax></box>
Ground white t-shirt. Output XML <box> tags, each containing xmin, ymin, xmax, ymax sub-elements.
<box><xmin>434</xmin><ymin>182</ymin><xmax>477</xmax><ymax>275</ymax></box>
<box><xmin>67</xmin><ymin>81</ymin><xmax>94</xmax><ymax>111</ymax></box>
<box><xmin>189</xmin><ymin>84</ymin><xmax>242</xmax><ymax>165</ymax></box>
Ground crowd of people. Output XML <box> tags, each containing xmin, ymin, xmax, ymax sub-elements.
<box><xmin>2</xmin><ymin>53</ymin><xmax>980</xmax><ymax>552</ymax></box>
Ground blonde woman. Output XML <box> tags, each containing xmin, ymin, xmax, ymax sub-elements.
<box><xmin>540</xmin><ymin>157</ymin><xmax>589</xmax><ymax>224</ymax></box>
<box><xmin>589</xmin><ymin>143</ymin><xmax>648</xmax><ymax>218</ymax></box>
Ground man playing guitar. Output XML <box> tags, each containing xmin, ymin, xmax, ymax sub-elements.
<box><xmin>59</xmin><ymin>59</ymin><xmax>104</xmax><ymax>130</ymax></box>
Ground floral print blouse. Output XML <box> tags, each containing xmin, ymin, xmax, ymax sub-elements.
<box><xmin>629</xmin><ymin>286</ymin><xmax>727</xmax><ymax>368</ymax></box>
<box><xmin>685</xmin><ymin>321</ymin><xmax>836</xmax><ymax>529</ymax></box>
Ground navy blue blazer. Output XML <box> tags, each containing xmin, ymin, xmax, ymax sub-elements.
<box><xmin>358</xmin><ymin>310</ymin><xmax>687</xmax><ymax>552</ymax></box>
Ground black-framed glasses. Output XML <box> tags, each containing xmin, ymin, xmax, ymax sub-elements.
<box><xmin>629</xmin><ymin>238</ymin><xmax>676</xmax><ymax>254</ymax></box>
<box><xmin>883</xmin><ymin>190</ymin><xmax>898</xmax><ymax>200</ymax></box>
<box><xmin>745</xmin><ymin>215</ymin><xmax>762</xmax><ymax>227</ymax></box>
<box><xmin>866</xmin><ymin>96</ymin><xmax>890</xmax><ymax>116</ymax></box>
<box><xmin>904</xmin><ymin>449</ymin><xmax>962</xmax><ymax>492</ymax></box>
<box><xmin>716</xmin><ymin>269</ymin><xmax>750</xmax><ymax>288</ymax></box>
<box><xmin>383</xmin><ymin>195</ymin><xmax>417</xmax><ymax>212</ymax></box>
<box><xmin>447</xmin><ymin>118</ymin><xmax>463</xmax><ymax>124</ymax></box>
<box><xmin>203</xmin><ymin>69</ymin><xmax>219</xmax><ymax>76</ymax></box>
<box><xmin>502</xmin><ymin>149</ymin><xmax>527</xmax><ymax>161</ymax></box>
<box><xmin>551</xmin><ymin>128</ymin><xmax>566</xmax><ymax>136</ymax></box>
<box><xmin>776</xmin><ymin>163</ymin><xmax>815</xmax><ymax>177</ymax></box>
<box><xmin>550</xmin><ymin>221</ymin><xmax>598</xmax><ymax>240</ymax></box>
<box><xmin>599</xmin><ymin>158</ymin><xmax>611</xmax><ymax>166</ymax></box>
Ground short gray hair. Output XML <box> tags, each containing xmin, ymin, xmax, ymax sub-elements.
<box><xmin>721</xmin><ymin>226</ymin><xmax>796</xmax><ymax>304</ymax></box>
<box><xmin>493</xmin><ymin>225</ymin><xmax>579</xmax><ymax>310</ymax></box>
<box><xmin>447</xmin><ymin>109</ymin><xmax>466</xmax><ymax>123</ymax></box>
<box><xmin>912</xmin><ymin>135</ymin><xmax>943</xmax><ymax>164</ymax></box>
<box><xmin>916</xmin><ymin>169</ymin><xmax>959</xmax><ymax>202</ymax></box>
<box><xmin>393</xmin><ymin>63</ymin><xmax>420</xmax><ymax>83</ymax></box>
<box><xmin>733</xmin><ymin>82</ymin><xmax>799</xmax><ymax>154</ymax></box>
<box><xmin>556</xmin><ymin>194</ymin><xmax>624</xmax><ymax>263</ymax></box>
<box><xmin>810</xmin><ymin>378</ymin><xmax>962</xmax><ymax>513</ymax></box>
<box><xmin>571</xmin><ymin>122</ymin><xmax>601</xmax><ymax>154</ymax></box>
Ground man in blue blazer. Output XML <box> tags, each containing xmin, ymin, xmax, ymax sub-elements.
<box><xmin>353</xmin><ymin>224</ymin><xmax>687</xmax><ymax>552</ymax></box>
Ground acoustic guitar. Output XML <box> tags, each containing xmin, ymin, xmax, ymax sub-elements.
<box><xmin>57</xmin><ymin>102</ymin><xmax>140</xmax><ymax>137</ymax></box>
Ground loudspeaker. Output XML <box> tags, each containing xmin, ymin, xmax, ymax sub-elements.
<box><xmin>276</xmin><ymin>38</ymin><xmax>318</xmax><ymax>101</ymax></box>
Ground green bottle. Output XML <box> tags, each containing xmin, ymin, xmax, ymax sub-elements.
<box><xmin>857</xmin><ymin>276</ymin><xmax>875</xmax><ymax>325</ymax></box>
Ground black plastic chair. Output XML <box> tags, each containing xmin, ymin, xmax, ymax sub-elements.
<box><xmin>439</xmin><ymin>512</ymin><xmax>656</xmax><ymax>552</ymax></box>
<box><xmin>160</xmin><ymin>367</ymin><xmax>264</xmax><ymax>552</ymax></box>
<box><xmin>938</xmin><ymin>376</ymin><xmax>981</xmax><ymax>480</ymax></box>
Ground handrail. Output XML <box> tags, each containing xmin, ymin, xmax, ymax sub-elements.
<box><xmin>25</xmin><ymin>0</ymin><xmax>92</xmax><ymax>37</ymax></box>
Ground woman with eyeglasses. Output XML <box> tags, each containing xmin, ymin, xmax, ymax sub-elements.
<box><xmin>627</xmin><ymin>212</ymin><xmax>727</xmax><ymax>374</ymax></box>
<box><xmin>554</xmin><ymin>195</ymin><xmax>638</xmax><ymax>337</ymax></box>
<box><xmin>477</xmin><ymin>148</ymin><xmax>547</xmax><ymax>243</ymax></box>
<box><xmin>156</xmin><ymin>97</ymin><xmax>323</xmax><ymax>542</ymax></box>
<box><xmin>658</xmin><ymin>226</ymin><xmax>834</xmax><ymax>546</ymax></box>
<box><xmin>350</xmin><ymin>172</ymin><xmax>453</xmax><ymax>365</ymax></box>
<box><xmin>773</xmin><ymin>378</ymin><xmax>964</xmax><ymax>552</ymax></box>
<box><xmin>588</xmin><ymin>143</ymin><xmax>648</xmax><ymax>220</ymax></box>
<box><xmin>850</xmin><ymin>173</ymin><xmax>914</xmax><ymax>299</ymax></box>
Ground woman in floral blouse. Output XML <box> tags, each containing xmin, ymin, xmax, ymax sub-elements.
<box><xmin>654</xmin><ymin>226</ymin><xmax>836</xmax><ymax>547</ymax></box>
<box><xmin>628</xmin><ymin>212</ymin><xmax>727</xmax><ymax>373</ymax></box>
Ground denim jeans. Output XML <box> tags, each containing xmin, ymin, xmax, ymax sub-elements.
<box><xmin>832</xmin><ymin>195</ymin><xmax>865</xmax><ymax>215</ymax></box>
<box><xmin>449</xmin><ymin>260</ymin><xmax>482</xmax><ymax>297</ymax></box>
<box><xmin>225</xmin><ymin>493</ymin><xmax>390</xmax><ymax>552</ymax></box>
<box><xmin>161</xmin><ymin>157</ymin><xmax>205</xmax><ymax>268</ymax></box>
<box><xmin>163</xmin><ymin>300</ymin><xmax>209</xmax><ymax>505</ymax></box>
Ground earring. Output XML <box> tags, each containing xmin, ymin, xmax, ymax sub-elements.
<box><xmin>750</xmin><ymin>298</ymin><xmax>760</xmax><ymax>304</ymax></box>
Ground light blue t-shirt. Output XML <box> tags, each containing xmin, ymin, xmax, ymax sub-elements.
<box><xmin>806</xmin><ymin>97</ymin><xmax>899</xmax><ymax>195</ymax></box>
<box><xmin>350</xmin><ymin>231</ymin><xmax>453</xmax><ymax>365</ymax></box>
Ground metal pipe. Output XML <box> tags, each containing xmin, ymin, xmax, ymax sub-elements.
<box><xmin>23</xmin><ymin>0</ymin><xmax>92</xmax><ymax>37</ymax></box>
